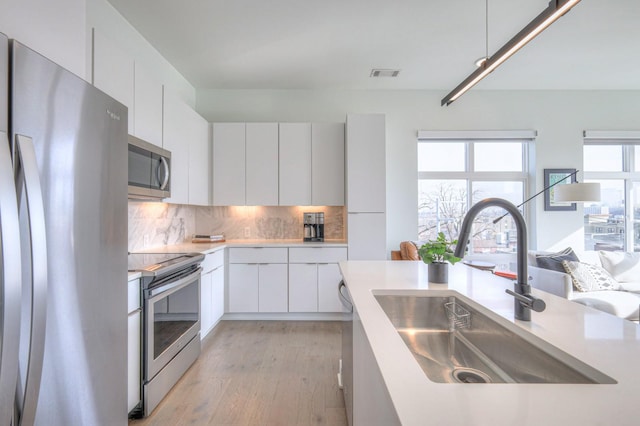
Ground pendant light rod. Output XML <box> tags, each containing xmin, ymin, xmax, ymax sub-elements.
<box><xmin>441</xmin><ymin>0</ymin><xmax>581</xmax><ymax>106</ymax></box>
<box><xmin>492</xmin><ymin>169</ymin><xmax>579</xmax><ymax>224</ymax></box>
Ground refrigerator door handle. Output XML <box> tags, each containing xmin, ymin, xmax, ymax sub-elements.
<box><xmin>13</xmin><ymin>134</ymin><xmax>48</xmax><ymax>426</ymax></box>
<box><xmin>0</xmin><ymin>132</ymin><xmax>22</xmax><ymax>426</ymax></box>
<box><xmin>159</xmin><ymin>156</ymin><xmax>170</xmax><ymax>190</ymax></box>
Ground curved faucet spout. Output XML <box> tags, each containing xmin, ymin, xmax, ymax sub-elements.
<box><xmin>453</xmin><ymin>198</ymin><xmax>545</xmax><ymax>321</ymax></box>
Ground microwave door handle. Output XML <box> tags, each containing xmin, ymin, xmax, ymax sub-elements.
<box><xmin>0</xmin><ymin>132</ymin><xmax>22</xmax><ymax>426</ymax></box>
<box><xmin>14</xmin><ymin>134</ymin><xmax>48</xmax><ymax>426</ymax></box>
<box><xmin>158</xmin><ymin>156</ymin><xmax>169</xmax><ymax>190</ymax></box>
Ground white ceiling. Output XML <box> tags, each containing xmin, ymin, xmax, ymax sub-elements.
<box><xmin>106</xmin><ymin>0</ymin><xmax>640</xmax><ymax>91</ymax></box>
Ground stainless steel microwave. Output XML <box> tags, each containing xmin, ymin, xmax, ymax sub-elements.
<box><xmin>128</xmin><ymin>135</ymin><xmax>171</xmax><ymax>200</ymax></box>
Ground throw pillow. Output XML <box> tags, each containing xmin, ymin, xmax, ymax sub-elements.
<box><xmin>536</xmin><ymin>248</ymin><xmax>579</xmax><ymax>273</ymax></box>
<box><xmin>598</xmin><ymin>251</ymin><xmax>640</xmax><ymax>283</ymax></box>
<box><xmin>561</xmin><ymin>260</ymin><xmax>620</xmax><ymax>292</ymax></box>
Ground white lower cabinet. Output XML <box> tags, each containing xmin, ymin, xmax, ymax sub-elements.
<box><xmin>227</xmin><ymin>246</ymin><xmax>347</xmax><ymax>314</ymax></box>
<box><xmin>228</xmin><ymin>248</ymin><xmax>288</xmax><ymax>313</ymax></box>
<box><xmin>228</xmin><ymin>263</ymin><xmax>288</xmax><ymax>313</ymax></box>
<box><xmin>228</xmin><ymin>264</ymin><xmax>259</xmax><ymax>312</ymax></box>
<box><xmin>127</xmin><ymin>278</ymin><xmax>141</xmax><ymax>414</ymax></box>
<box><xmin>288</xmin><ymin>247</ymin><xmax>348</xmax><ymax>313</ymax></box>
<box><xmin>289</xmin><ymin>264</ymin><xmax>318</xmax><ymax>312</ymax></box>
<box><xmin>318</xmin><ymin>263</ymin><xmax>344</xmax><ymax>312</ymax></box>
<box><xmin>211</xmin><ymin>264</ymin><xmax>225</xmax><ymax>323</ymax></box>
<box><xmin>258</xmin><ymin>264</ymin><xmax>288</xmax><ymax>312</ymax></box>
<box><xmin>200</xmin><ymin>271</ymin><xmax>213</xmax><ymax>337</ymax></box>
<box><xmin>201</xmin><ymin>250</ymin><xmax>225</xmax><ymax>339</ymax></box>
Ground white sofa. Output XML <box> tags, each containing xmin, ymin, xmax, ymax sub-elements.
<box><xmin>528</xmin><ymin>250</ymin><xmax>640</xmax><ymax>321</ymax></box>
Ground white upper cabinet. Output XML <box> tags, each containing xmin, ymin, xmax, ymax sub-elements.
<box><xmin>246</xmin><ymin>123</ymin><xmax>279</xmax><ymax>206</ymax></box>
<box><xmin>213</xmin><ymin>123</ymin><xmax>246</xmax><ymax>205</ymax></box>
<box><xmin>134</xmin><ymin>62</ymin><xmax>163</xmax><ymax>147</ymax></box>
<box><xmin>279</xmin><ymin>123</ymin><xmax>312</xmax><ymax>206</ymax></box>
<box><xmin>312</xmin><ymin>122</ymin><xmax>345</xmax><ymax>206</ymax></box>
<box><xmin>92</xmin><ymin>29</ymin><xmax>134</xmax><ymax>134</ymax></box>
<box><xmin>346</xmin><ymin>114</ymin><xmax>386</xmax><ymax>213</ymax></box>
<box><xmin>162</xmin><ymin>91</ymin><xmax>189</xmax><ymax>204</ymax></box>
<box><xmin>188</xmin><ymin>111</ymin><xmax>210</xmax><ymax>206</ymax></box>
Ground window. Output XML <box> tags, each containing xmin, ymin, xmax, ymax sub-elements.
<box><xmin>417</xmin><ymin>131</ymin><xmax>533</xmax><ymax>258</ymax></box>
<box><xmin>583</xmin><ymin>131</ymin><xmax>640</xmax><ymax>252</ymax></box>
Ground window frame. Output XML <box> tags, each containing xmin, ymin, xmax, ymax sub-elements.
<box><xmin>583</xmin><ymin>131</ymin><xmax>640</xmax><ymax>252</ymax></box>
<box><xmin>417</xmin><ymin>130</ymin><xmax>535</xmax><ymax>265</ymax></box>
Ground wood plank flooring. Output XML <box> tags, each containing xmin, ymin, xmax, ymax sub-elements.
<box><xmin>130</xmin><ymin>321</ymin><xmax>347</xmax><ymax>426</ymax></box>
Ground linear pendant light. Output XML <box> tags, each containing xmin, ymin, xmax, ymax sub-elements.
<box><xmin>441</xmin><ymin>0</ymin><xmax>581</xmax><ymax>106</ymax></box>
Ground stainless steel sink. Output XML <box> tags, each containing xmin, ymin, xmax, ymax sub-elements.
<box><xmin>374</xmin><ymin>292</ymin><xmax>616</xmax><ymax>384</ymax></box>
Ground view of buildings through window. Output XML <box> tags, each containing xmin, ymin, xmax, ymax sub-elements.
<box><xmin>583</xmin><ymin>138</ymin><xmax>640</xmax><ymax>252</ymax></box>
<box><xmin>417</xmin><ymin>136</ymin><xmax>530</xmax><ymax>256</ymax></box>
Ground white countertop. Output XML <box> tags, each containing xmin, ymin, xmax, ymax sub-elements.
<box><xmin>339</xmin><ymin>260</ymin><xmax>640</xmax><ymax>426</ymax></box>
<box><xmin>132</xmin><ymin>239</ymin><xmax>348</xmax><ymax>255</ymax></box>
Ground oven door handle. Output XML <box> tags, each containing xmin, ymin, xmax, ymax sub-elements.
<box><xmin>146</xmin><ymin>267</ymin><xmax>202</xmax><ymax>301</ymax></box>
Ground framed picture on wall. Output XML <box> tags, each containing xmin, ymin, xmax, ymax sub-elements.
<box><xmin>544</xmin><ymin>168</ymin><xmax>577</xmax><ymax>211</ymax></box>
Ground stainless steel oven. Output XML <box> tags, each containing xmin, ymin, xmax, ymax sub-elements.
<box><xmin>129</xmin><ymin>252</ymin><xmax>204</xmax><ymax>417</ymax></box>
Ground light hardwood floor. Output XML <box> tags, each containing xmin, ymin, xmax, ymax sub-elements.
<box><xmin>130</xmin><ymin>321</ymin><xmax>348</xmax><ymax>426</ymax></box>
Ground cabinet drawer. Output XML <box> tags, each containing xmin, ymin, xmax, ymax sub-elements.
<box><xmin>201</xmin><ymin>249</ymin><xmax>224</xmax><ymax>273</ymax></box>
<box><xmin>127</xmin><ymin>279</ymin><xmax>141</xmax><ymax>314</ymax></box>
<box><xmin>289</xmin><ymin>247</ymin><xmax>348</xmax><ymax>264</ymax></box>
<box><xmin>228</xmin><ymin>247</ymin><xmax>288</xmax><ymax>264</ymax></box>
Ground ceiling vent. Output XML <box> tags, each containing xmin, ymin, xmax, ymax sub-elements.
<box><xmin>370</xmin><ymin>69</ymin><xmax>400</xmax><ymax>78</ymax></box>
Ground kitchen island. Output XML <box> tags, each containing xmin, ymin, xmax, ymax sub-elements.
<box><xmin>339</xmin><ymin>260</ymin><xmax>640</xmax><ymax>426</ymax></box>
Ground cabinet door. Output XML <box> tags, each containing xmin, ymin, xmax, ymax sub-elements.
<box><xmin>312</xmin><ymin>122</ymin><xmax>345</xmax><ymax>206</ymax></box>
<box><xmin>348</xmin><ymin>213</ymin><xmax>387</xmax><ymax>260</ymax></box>
<box><xmin>189</xmin><ymin>113</ymin><xmax>211</xmax><ymax>205</ymax></box>
<box><xmin>279</xmin><ymin>123</ymin><xmax>311</xmax><ymax>205</ymax></box>
<box><xmin>127</xmin><ymin>311</ymin><xmax>141</xmax><ymax>413</ymax></box>
<box><xmin>200</xmin><ymin>271</ymin><xmax>213</xmax><ymax>339</ymax></box>
<box><xmin>92</xmin><ymin>29</ymin><xmax>134</xmax><ymax>134</ymax></box>
<box><xmin>228</xmin><ymin>263</ymin><xmax>258</xmax><ymax>312</ymax></box>
<box><xmin>211</xmin><ymin>265</ymin><xmax>225</xmax><ymax>324</ymax></box>
<box><xmin>134</xmin><ymin>62</ymin><xmax>163</xmax><ymax>147</ymax></box>
<box><xmin>258</xmin><ymin>264</ymin><xmax>288</xmax><ymax>312</ymax></box>
<box><xmin>162</xmin><ymin>91</ymin><xmax>189</xmax><ymax>204</ymax></box>
<box><xmin>288</xmin><ymin>263</ymin><xmax>318</xmax><ymax>312</ymax></box>
<box><xmin>213</xmin><ymin>123</ymin><xmax>246</xmax><ymax>205</ymax></box>
<box><xmin>246</xmin><ymin>123</ymin><xmax>278</xmax><ymax>205</ymax></box>
<box><xmin>318</xmin><ymin>263</ymin><xmax>345</xmax><ymax>312</ymax></box>
<box><xmin>346</xmin><ymin>114</ymin><xmax>385</xmax><ymax>212</ymax></box>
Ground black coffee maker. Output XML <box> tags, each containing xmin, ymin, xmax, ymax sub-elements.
<box><xmin>303</xmin><ymin>212</ymin><xmax>324</xmax><ymax>242</ymax></box>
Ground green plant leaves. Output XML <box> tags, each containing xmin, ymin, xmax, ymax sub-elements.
<box><xmin>418</xmin><ymin>232</ymin><xmax>462</xmax><ymax>265</ymax></box>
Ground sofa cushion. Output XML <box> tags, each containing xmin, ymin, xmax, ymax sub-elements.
<box><xmin>572</xmin><ymin>291</ymin><xmax>640</xmax><ymax>321</ymax></box>
<box><xmin>561</xmin><ymin>260</ymin><xmax>620</xmax><ymax>292</ymax></box>
<box><xmin>598</xmin><ymin>251</ymin><xmax>640</xmax><ymax>283</ymax></box>
<box><xmin>618</xmin><ymin>282</ymin><xmax>640</xmax><ymax>293</ymax></box>
<box><xmin>535</xmin><ymin>248</ymin><xmax>579</xmax><ymax>273</ymax></box>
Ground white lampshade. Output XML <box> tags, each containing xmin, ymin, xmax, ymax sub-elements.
<box><xmin>553</xmin><ymin>182</ymin><xmax>601</xmax><ymax>202</ymax></box>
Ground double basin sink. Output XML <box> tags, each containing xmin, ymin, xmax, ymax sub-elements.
<box><xmin>374</xmin><ymin>291</ymin><xmax>616</xmax><ymax>384</ymax></box>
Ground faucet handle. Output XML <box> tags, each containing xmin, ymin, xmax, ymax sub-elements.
<box><xmin>505</xmin><ymin>289</ymin><xmax>546</xmax><ymax>313</ymax></box>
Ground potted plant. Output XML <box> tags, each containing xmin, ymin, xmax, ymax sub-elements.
<box><xmin>418</xmin><ymin>232</ymin><xmax>462</xmax><ymax>283</ymax></box>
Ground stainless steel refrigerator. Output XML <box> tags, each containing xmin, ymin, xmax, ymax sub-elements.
<box><xmin>0</xmin><ymin>33</ymin><xmax>128</xmax><ymax>425</ymax></box>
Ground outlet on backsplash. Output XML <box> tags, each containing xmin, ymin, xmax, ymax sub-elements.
<box><xmin>143</xmin><ymin>234</ymin><xmax>150</xmax><ymax>248</ymax></box>
<box><xmin>244</xmin><ymin>227</ymin><xmax>251</xmax><ymax>238</ymax></box>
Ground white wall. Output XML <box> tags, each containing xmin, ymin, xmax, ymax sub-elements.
<box><xmin>0</xmin><ymin>0</ymin><xmax>86</xmax><ymax>79</ymax></box>
<box><xmin>86</xmin><ymin>0</ymin><xmax>196</xmax><ymax>106</ymax></box>
<box><xmin>197</xmin><ymin>89</ymin><xmax>640</xmax><ymax>255</ymax></box>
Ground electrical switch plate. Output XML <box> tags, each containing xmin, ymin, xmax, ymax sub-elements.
<box><xmin>244</xmin><ymin>227</ymin><xmax>250</xmax><ymax>237</ymax></box>
<box><xmin>143</xmin><ymin>234</ymin><xmax>150</xmax><ymax>247</ymax></box>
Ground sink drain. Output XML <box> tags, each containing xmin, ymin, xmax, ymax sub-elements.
<box><xmin>452</xmin><ymin>368</ymin><xmax>492</xmax><ymax>384</ymax></box>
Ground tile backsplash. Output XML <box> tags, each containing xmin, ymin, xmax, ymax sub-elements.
<box><xmin>129</xmin><ymin>202</ymin><xmax>345</xmax><ymax>251</ymax></box>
